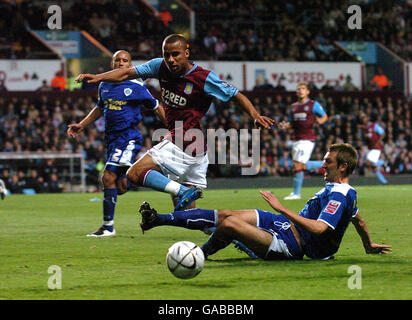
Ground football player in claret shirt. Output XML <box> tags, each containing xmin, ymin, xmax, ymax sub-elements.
<box><xmin>138</xmin><ymin>143</ymin><xmax>391</xmax><ymax>260</ymax></box>
<box><xmin>359</xmin><ymin>111</ymin><xmax>388</xmax><ymax>184</ymax></box>
<box><xmin>68</xmin><ymin>50</ymin><xmax>166</xmax><ymax>237</ymax></box>
<box><xmin>279</xmin><ymin>82</ymin><xmax>328</xmax><ymax>200</ymax></box>
<box><xmin>76</xmin><ymin>34</ymin><xmax>274</xmax><ymax>212</ymax></box>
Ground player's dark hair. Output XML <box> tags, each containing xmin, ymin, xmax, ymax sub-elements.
<box><xmin>163</xmin><ymin>34</ymin><xmax>190</xmax><ymax>50</ymax></box>
<box><xmin>329</xmin><ymin>143</ymin><xmax>358</xmax><ymax>177</ymax></box>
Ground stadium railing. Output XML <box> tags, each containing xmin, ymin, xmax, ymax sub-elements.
<box><xmin>0</xmin><ymin>152</ymin><xmax>86</xmax><ymax>193</ymax></box>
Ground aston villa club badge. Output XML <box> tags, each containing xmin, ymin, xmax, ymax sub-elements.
<box><xmin>184</xmin><ymin>82</ymin><xmax>193</xmax><ymax>94</ymax></box>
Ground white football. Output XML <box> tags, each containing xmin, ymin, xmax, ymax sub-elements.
<box><xmin>166</xmin><ymin>241</ymin><xmax>205</xmax><ymax>279</ymax></box>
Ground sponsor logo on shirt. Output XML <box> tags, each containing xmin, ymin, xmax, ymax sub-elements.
<box><xmin>105</xmin><ymin>99</ymin><xmax>127</xmax><ymax>110</ymax></box>
<box><xmin>323</xmin><ymin>200</ymin><xmax>341</xmax><ymax>215</ymax></box>
<box><xmin>161</xmin><ymin>88</ymin><xmax>187</xmax><ymax>107</ymax></box>
<box><xmin>293</xmin><ymin>112</ymin><xmax>307</xmax><ymax>120</ymax></box>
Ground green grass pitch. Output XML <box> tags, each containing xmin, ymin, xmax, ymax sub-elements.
<box><xmin>1</xmin><ymin>185</ymin><xmax>411</xmax><ymax>300</ymax></box>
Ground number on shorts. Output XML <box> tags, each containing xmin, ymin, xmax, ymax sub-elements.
<box><xmin>111</xmin><ymin>148</ymin><xmax>122</xmax><ymax>162</ymax></box>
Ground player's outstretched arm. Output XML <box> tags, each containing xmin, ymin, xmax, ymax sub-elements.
<box><xmin>76</xmin><ymin>67</ymin><xmax>137</xmax><ymax>83</ymax></box>
<box><xmin>67</xmin><ymin>107</ymin><xmax>102</xmax><ymax>138</ymax></box>
<box><xmin>352</xmin><ymin>212</ymin><xmax>392</xmax><ymax>254</ymax></box>
<box><xmin>259</xmin><ymin>190</ymin><xmax>329</xmax><ymax>235</ymax></box>
<box><xmin>232</xmin><ymin>92</ymin><xmax>274</xmax><ymax>129</ymax></box>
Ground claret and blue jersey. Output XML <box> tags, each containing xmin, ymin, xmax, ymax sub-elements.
<box><xmin>133</xmin><ymin>58</ymin><xmax>239</xmax><ymax>152</ymax></box>
<box><xmin>289</xmin><ymin>98</ymin><xmax>326</xmax><ymax>141</ymax></box>
<box><xmin>295</xmin><ymin>183</ymin><xmax>359</xmax><ymax>259</ymax></box>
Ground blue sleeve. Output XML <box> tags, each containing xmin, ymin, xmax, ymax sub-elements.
<box><xmin>96</xmin><ymin>83</ymin><xmax>104</xmax><ymax>110</ymax></box>
<box><xmin>131</xmin><ymin>82</ymin><xmax>159</xmax><ymax>110</ymax></box>
<box><xmin>133</xmin><ymin>58</ymin><xmax>163</xmax><ymax>80</ymax></box>
<box><xmin>204</xmin><ymin>71</ymin><xmax>239</xmax><ymax>102</ymax></box>
<box><xmin>313</xmin><ymin>101</ymin><xmax>326</xmax><ymax>117</ymax></box>
<box><xmin>317</xmin><ymin>193</ymin><xmax>347</xmax><ymax>230</ymax></box>
<box><xmin>374</xmin><ymin>123</ymin><xmax>384</xmax><ymax>136</ymax></box>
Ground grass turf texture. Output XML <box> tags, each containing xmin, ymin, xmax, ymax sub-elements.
<box><xmin>1</xmin><ymin>185</ymin><xmax>411</xmax><ymax>300</ymax></box>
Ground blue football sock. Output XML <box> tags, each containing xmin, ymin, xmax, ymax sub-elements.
<box><xmin>293</xmin><ymin>171</ymin><xmax>304</xmax><ymax>196</ymax></box>
<box><xmin>306</xmin><ymin>160</ymin><xmax>323</xmax><ymax>171</ymax></box>
<box><xmin>376</xmin><ymin>160</ymin><xmax>384</xmax><ymax>166</ymax></box>
<box><xmin>103</xmin><ymin>188</ymin><xmax>117</xmax><ymax>231</ymax></box>
<box><xmin>143</xmin><ymin>170</ymin><xmax>188</xmax><ymax>196</ymax></box>
<box><xmin>375</xmin><ymin>169</ymin><xmax>388</xmax><ymax>184</ymax></box>
<box><xmin>201</xmin><ymin>233</ymin><xmax>231</xmax><ymax>257</ymax></box>
<box><xmin>157</xmin><ymin>208</ymin><xmax>217</xmax><ymax>230</ymax></box>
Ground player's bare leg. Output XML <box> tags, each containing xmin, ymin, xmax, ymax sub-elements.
<box><xmin>366</xmin><ymin>159</ymin><xmax>388</xmax><ymax>184</ymax></box>
<box><xmin>116</xmin><ymin>176</ymin><xmax>128</xmax><ymax>195</ymax></box>
<box><xmin>202</xmin><ymin>210</ymin><xmax>271</xmax><ymax>259</ymax></box>
<box><xmin>126</xmin><ymin>153</ymin><xmax>163</xmax><ymax>184</ymax></box>
<box><xmin>102</xmin><ymin>169</ymin><xmax>117</xmax><ymax>189</ymax></box>
<box><xmin>203</xmin><ymin>209</ymin><xmax>260</xmax><ymax>258</ymax></box>
<box><xmin>128</xmin><ymin>154</ymin><xmax>202</xmax><ymax>211</ymax></box>
<box><xmin>285</xmin><ymin>160</ymin><xmax>304</xmax><ymax>200</ymax></box>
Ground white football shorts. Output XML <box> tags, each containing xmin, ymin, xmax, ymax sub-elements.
<box><xmin>146</xmin><ymin>139</ymin><xmax>208</xmax><ymax>188</ymax></box>
<box><xmin>291</xmin><ymin>140</ymin><xmax>315</xmax><ymax>164</ymax></box>
<box><xmin>366</xmin><ymin>149</ymin><xmax>381</xmax><ymax>165</ymax></box>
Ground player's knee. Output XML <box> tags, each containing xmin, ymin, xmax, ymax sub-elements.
<box><xmin>217</xmin><ymin>210</ymin><xmax>233</xmax><ymax>223</ymax></box>
<box><xmin>101</xmin><ymin>170</ymin><xmax>116</xmax><ymax>188</ymax></box>
<box><xmin>126</xmin><ymin>167</ymin><xmax>139</xmax><ymax>184</ymax></box>
<box><xmin>292</xmin><ymin>162</ymin><xmax>303</xmax><ymax>173</ymax></box>
<box><xmin>219</xmin><ymin>216</ymin><xmax>240</xmax><ymax>235</ymax></box>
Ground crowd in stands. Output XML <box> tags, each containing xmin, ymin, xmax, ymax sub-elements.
<box><xmin>1</xmin><ymin>91</ymin><xmax>411</xmax><ymax>193</ymax></box>
<box><xmin>2</xmin><ymin>0</ymin><xmax>412</xmax><ymax>61</ymax></box>
<box><xmin>183</xmin><ymin>0</ymin><xmax>412</xmax><ymax>62</ymax></box>
<box><xmin>0</xmin><ymin>0</ymin><xmax>171</xmax><ymax>60</ymax></box>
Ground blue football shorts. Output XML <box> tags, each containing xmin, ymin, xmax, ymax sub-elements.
<box><xmin>256</xmin><ymin>209</ymin><xmax>304</xmax><ymax>260</ymax></box>
<box><xmin>105</xmin><ymin>130</ymin><xmax>143</xmax><ymax>176</ymax></box>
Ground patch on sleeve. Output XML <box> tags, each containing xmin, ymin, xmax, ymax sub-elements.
<box><xmin>323</xmin><ymin>200</ymin><xmax>341</xmax><ymax>215</ymax></box>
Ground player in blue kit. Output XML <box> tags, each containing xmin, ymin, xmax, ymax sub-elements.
<box><xmin>138</xmin><ymin>143</ymin><xmax>391</xmax><ymax>260</ymax></box>
<box><xmin>68</xmin><ymin>50</ymin><xmax>166</xmax><ymax>237</ymax></box>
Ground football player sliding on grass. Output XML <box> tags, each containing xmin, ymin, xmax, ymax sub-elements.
<box><xmin>138</xmin><ymin>143</ymin><xmax>391</xmax><ymax>260</ymax></box>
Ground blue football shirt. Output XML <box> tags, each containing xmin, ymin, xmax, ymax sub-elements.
<box><xmin>295</xmin><ymin>183</ymin><xmax>359</xmax><ymax>259</ymax></box>
<box><xmin>97</xmin><ymin>79</ymin><xmax>158</xmax><ymax>139</ymax></box>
